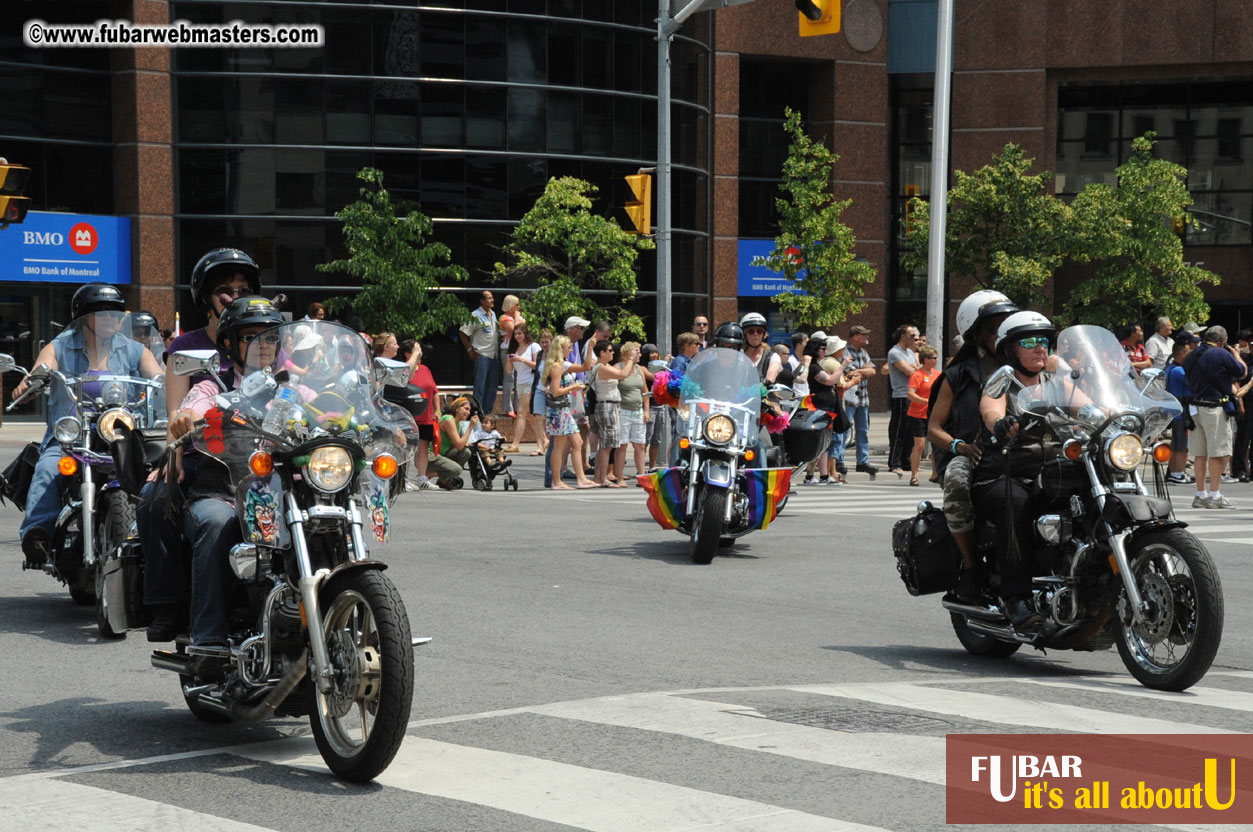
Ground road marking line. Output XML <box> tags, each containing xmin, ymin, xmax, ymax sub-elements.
<box><xmin>528</xmin><ymin>692</ymin><xmax>945</xmax><ymax>784</ymax></box>
<box><xmin>0</xmin><ymin>777</ymin><xmax>278</xmax><ymax>832</ymax></box>
<box><xmin>237</xmin><ymin>736</ymin><xmax>893</xmax><ymax>832</ymax></box>
<box><xmin>791</xmin><ymin>681</ymin><xmax>1227</xmax><ymax>735</ymax></box>
<box><xmin>1016</xmin><ymin>677</ymin><xmax>1253</xmax><ymax>713</ymax></box>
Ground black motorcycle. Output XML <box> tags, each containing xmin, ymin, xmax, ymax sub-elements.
<box><xmin>894</xmin><ymin>325</ymin><xmax>1223</xmax><ymax>691</ymax></box>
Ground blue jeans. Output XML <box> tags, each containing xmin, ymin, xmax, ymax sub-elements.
<box><xmin>139</xmin><ymin>456</ymin><xmax>198</xmax><ymax>605</ymax></box>
<box><xmin>828</xmin><ymin>429</ymin><xmax>846</xmax><ymax>462</ymax></box>
<box><xmin>474</xmin><ymin>353</ymin><xmax>502</xmax><ymax>414</ymax></box>
<box><xmin>19</xmin><ymin>440</ymin><xmax>68</xmax><ymax>543</ymax></box>
<box><xmin>543</xmin><ymin>439</ymin><xmax>553</xmax><ymax>487</ymax></box>
<box><xmin>183</xmin><ymin>498</ymin><xmax>240</xmax><ymax>646</ymax></box>
<box><xmin>848</xmin><ymin>405</ymin><xmax>871</xmax><ymax>466</ymax></box>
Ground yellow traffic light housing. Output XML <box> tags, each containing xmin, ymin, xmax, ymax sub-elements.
<box><xmin>624</xmin><ymin>172</ymin><xmax>652</xmax><ymax>235</ymax></box>
<box><xmin>0</xmin><ymin>160</ymin><xmax>32</xmax><ymax>228</ymax></box>
<box><xmin>797</xmin><ymin>0</ymin><xmax>840</xmax><ymax>36</ymax></box>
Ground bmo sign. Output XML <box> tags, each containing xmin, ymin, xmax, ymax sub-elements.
<box><xmin>0</xmin><ymin>211</ymin><xmax>130</xmax><ymax>284</ymax></box>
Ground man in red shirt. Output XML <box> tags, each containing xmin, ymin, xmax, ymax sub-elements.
<box><xmin>1121</xmin><ymin>323</ymin><xmax>1153</xmax><ymax>373</ymax></box>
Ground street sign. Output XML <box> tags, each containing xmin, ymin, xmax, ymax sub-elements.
<box><xmin>0</xmin><ymin>211</ymin><xmax>131</xmax><ymax>284</ymax></box>
<box><xmin>738</xmin><ymin>239</ymin><xmax>806</xmax><ymax>297</ymax></box>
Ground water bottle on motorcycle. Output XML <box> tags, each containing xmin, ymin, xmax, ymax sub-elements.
<box><xmin>263</xmin><ymin>383</ymin><xmax>299</xmax><ymax>435</ymax></box>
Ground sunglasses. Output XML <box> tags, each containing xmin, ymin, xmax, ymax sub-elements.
<box><xmin>92</xmin><ymin>310</ymin><xmax>125</xmax><ymax>320</ymax></box>
<box><xmin>745</xmin><ymin>327</ymin><xmax>767</xmax><ymax>335</ymax></box>
<box><xmin>213</xmin><ymin>285</ymin><xmax>250</xmax><ymax>299</ymax></box>
<box><xmin>694</xmin><ymin>322</ymin><xmax>709</xmax><ymax>327</ymax></box>
<box><xmin>239</xmin><ymin>332</ymin><xmax>281</xmax><ymax>346</ymax></box>
<box><xmin>1017</xmin><ymin>336</ymin><xmax>1051</xmax><ymax>350</ymax></box>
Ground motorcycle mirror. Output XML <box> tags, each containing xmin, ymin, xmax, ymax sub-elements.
<box><xmin>769</xmin><ymin>384</ymin><xmax>794</xmax><ymax>401</ymax></box>
<box><xmin>0</xmin><ymin>353</ymin><xmax>15</xmax><ymax>373</ymax></box>
<box><xmin>1138</xmin><ymin>367</ymin><xmax>1165</xmax><ymax>390</ymax></box>
<box><xmin>373</xmin><ymin>357</ymin><xmax>411</xmax><ymax>388</ymax></box>
<box><xmin>984</xmin><ymin>365</ymin><xmax>1017</xmax><ymax>399</ymax></box>
<box><xmin>171</xmin><ymin>349</ymin><xmax>220</xmax><ymax>378</ymax></box>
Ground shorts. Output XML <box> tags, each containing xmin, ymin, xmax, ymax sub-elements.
<box><xmin>417</xmin><ymin>423</ymin><xmax>434</xmax><ymax>442</ymax></box>
<box><xmin>619</xmin><ymin>408</ymin><xmax>647</xmax><ymax>445</ymax></box>
<box><xmin>546</xmin><ymin>404</ymin><xmax>578</xmax><ymax>436</ymax></box>
<box><xmin>1170</xmin><ymin>416</ymin><xmax>1188</xmax><ymax>453</ymax></box>
<box><xmin>1189</xmin><ymin>405</ymin><xmax>1233</xmax><ymax>457</ymax></box>
<box><xmin>594</xmin><ymin>401</ymin><xmax>622</xmax><ymax>447</ymax></box>
<box><xmin>647</xmin><ymin>406</ymin><xmax>670</xmax><ymax>446</ymax></box>
<box><xmin>941</xmin><ymin>453</ymin><xmax>975</xmax><ymax>535</ymax></box>
<box><xmin>905</xmin><ymin>415</ymin><xmax>928</xmax><ymax>439</ymax></box>
<box><xmin>514</xmin><ymin>370</ymin><xmax>534</xmax><ymax>396</ymax></box>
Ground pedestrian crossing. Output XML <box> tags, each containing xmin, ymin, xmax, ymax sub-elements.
<box><xmin>7</xmin><ymin>672</ymin><xmax>1253</xmax><ymax>831</ymax></box>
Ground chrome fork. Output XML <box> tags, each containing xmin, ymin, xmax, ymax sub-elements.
<box><xmin>285</xmin><ymin>493</ymin><xmax>334</xmax><ymax>694</ymax></box>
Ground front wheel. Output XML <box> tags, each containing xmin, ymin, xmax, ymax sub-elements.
<box><xmin>690</xmin><ymin>486</ymin><xmax>727</xmax><ymax>565</ymax></box>
<box><xmin>95</xmin><ymin>491</ymin><xmax>134</xmax><ymax>639</ymax></box>
<box><xmin>1115</xmin><ymin>528</ymin><xmax>1223</xmax><ymax>691</ymax></box>
<box><xmin>310</xmin><ymin>569</ymin><xmax>414</xmax><ymax>782</ymax></box>
<box><xmin>950</xmin><ymin>613</ymin><xmax>1021</xmax><ymax>658</ymax></box>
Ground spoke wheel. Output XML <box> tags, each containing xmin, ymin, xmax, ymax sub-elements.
<box><xmin>309</xmin><ymin>570</ymin><xmax>413</xmax><ymax>782</ymax></box>
<box><xmin>1115</xmin><ymin>529</ymin><xmax>1223</xmax><ymax>691</ymax></box>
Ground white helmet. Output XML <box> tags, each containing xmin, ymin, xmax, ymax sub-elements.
<box><xmin>739</xmin><ymin>312</ymin><xmax>767</xmax><ymax>330</ymax></box>
<box><xmin>956</xmin><ymin>289</ymin><xmax>1018</xmax><ymax>338</ymax></box>
<box><xmin>994</xmin><ymin>310</ymin><xmax>1056</xmax><ymax>353</ymax></box>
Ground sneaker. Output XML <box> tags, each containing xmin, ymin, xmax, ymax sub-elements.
<box><xmin>1220</xmin><ymin>473</ymin><xmax>1239</xmax><ymax>484</ymax></box>
<box><xmin>803</xmin><ymin>475</ymin><xmax>816</xmax><ymax>486</ymax></box>
<box><xmin>1191</xmin><ymin>495</ymin><xmax>1211</xmax><ymax>509</ymax></box>
<box><xmin>1166</xmin><ymin>472</ymin><xmax>1192</xmax><ymax>485</ymax></box>
<box><xmin>818</xmin><ymin>476</ymin><xmax>831</xmax><ymax>486</ymax></box>
<box><xmin>20</xmin><ymin>528</ymin><xmax>48</xmax><ymax>570</ymax></box>
<box><xmin>1210</xmin><ymin>495</ymin><xmax>1236</xmax><ymax>509</ymax></box>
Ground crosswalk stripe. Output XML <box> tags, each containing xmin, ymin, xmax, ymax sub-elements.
<box><xmin>1016</xmin><ymin>677</ymin><xmax>1253</xmax><ymax>713</ymax></box>
<box><xmin>0</xmin><ymin>777</ymin><xmax>278</xmax><ymax>832</ymax></box>
<box><xmin>527</xmin><ymin>692</ymin><xmax>945</xmax><ymax>784</ymax></box>
<box><xmin>237</xmin><ymin>736</ymin><xmax>893</xmax><ymax>832</ymax></box>
<box><xmin>790</xmin><ymin>681</ymin><xmax>1226</xmax><ymax>735</ymax></box>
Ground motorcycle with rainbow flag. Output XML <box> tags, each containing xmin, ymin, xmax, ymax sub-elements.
<box><xmin>638</xmin><ymin>347</ymin><xmax>794</xmax><ymax>564</ymax></box>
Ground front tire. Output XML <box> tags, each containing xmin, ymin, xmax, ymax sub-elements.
<box><xmin>950</xmin><ymin>613</ymin><xmax>1021</xmax><ymax>657</ymax></box>
<box><xmin>1115</xmin><ymin>528</ymin><xmax>1223</xmax><ymax>691</ymax></box>
<box><xmin>309</xmin><ymin>569</ymin><xmax>414</xmax><ymax>782</ymax></box>
<box><xmin>690</xmin><ymin>486</ymin><xmax>727</xmax><ymax>565</ymax></box>
<box><xmin>95</xmin><ymin>491</ymin><xmax>133</xmax><ymax>639</ymax></box>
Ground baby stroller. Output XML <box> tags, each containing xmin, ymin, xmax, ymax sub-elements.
<box><xmin>459</xmin><ymin>393</ymin><xmax>517</xmax><ymax>491</ymax></box>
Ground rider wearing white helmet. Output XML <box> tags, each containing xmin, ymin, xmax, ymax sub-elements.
<box><xmin>739</xmin><ymin>312</ymin><xmax>781</xmax><ymax>384</ymax></box>
<box><xmin>925</xmin><ymin>289</ymin><xmax>1019</xmax><ymax>602</ymax></box>
<box><xmin>971</xmin><ymin>310</ymin><xmax>1060</xmax><ymax>628</ymax></box>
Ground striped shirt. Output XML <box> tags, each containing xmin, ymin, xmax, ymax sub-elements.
<box><xmin>843</xmin><ymin>347</ymin><xmax>872</xmax><ymax>408</ymax></box>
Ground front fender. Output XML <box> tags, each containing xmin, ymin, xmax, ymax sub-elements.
<box><xmin>702</xmin><ymin>459</ymin><xmax>733</xmax><ymax>487</ymax></box>
<box><xmin>320</xmin><ymin>559</ymin><xmax>389</xmax><ymax>588</ymax></box>
<box><xmin>1123</xmin><ymin>520</ymin><xmax>1189</xmax><ymax>549</ymax></box>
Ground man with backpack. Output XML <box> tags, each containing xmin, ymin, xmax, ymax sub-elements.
<box><xmin>1183</xmin><ymin>325</ymin><xmax>1247</xmax><ymax>509</ymax></box>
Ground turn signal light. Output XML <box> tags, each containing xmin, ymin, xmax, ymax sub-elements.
<box><xmin>1152</xmin><ymin>442</ymin><xmax>1172</xmax><ymax>464</ymax></box>
<box><xmin>57</xmin><ymin>456</ymin><xmax>78</xmax><ymax>476</ymax></box>
<box><xmin>1062</xmin><ymin>439</ymin><xmax>1082</xmax><ymax>461</ymax></box>
<box><xmin>678</xmin><ymin>437</ymin><xmax>690</xmax><ymax>450</ymax></box>
<box><xmin>249</xmin><ymin>451</ymin><xmax>274</xmax><ymax>477</ymax></box>
<box><xmin>372</xmin><ymin>454</ymin><xmax>398</xmax><ymax>479</ymax></box>
<box><xmin>744</xmin><ymin>449</ymin><xmax>756</xmax><ymax>462</ymax></box>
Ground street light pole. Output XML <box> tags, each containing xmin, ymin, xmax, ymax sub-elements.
<box><xmin>926</xmin><ymin>0</ymin><xmax>955</xmax><ymax>360</ymax></box>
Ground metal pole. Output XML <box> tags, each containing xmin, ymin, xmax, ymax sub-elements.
<box><xmin>656</xmin><ymin>0</ymin><xmax>673</xmax><ymax>356</ymax></box>
<box><xmin>925</xmin><ymin>0</ymin><xmax>955</xmax><ymax>361</ymax></box>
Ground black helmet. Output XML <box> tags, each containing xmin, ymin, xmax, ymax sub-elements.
<box><xmin>190</xmin><ymin>248</ymin><xmax>260</xmax><ymax>312</ymax></box>
<box><xmin>130</xmin><ymin>310</ymin><xmax>158</xmax><ymax>334</ymax></box>
<box><xmin>71</xmin><ymin>283</ymin><xmax>126</xmax><ymax>319</ymax></box>
<box><xmin>216</xmin><ymin>296</ymin><xmax>284</xmax><ymax>364</ymax></box>
<box><xmin>712</xmin><ymin>321</ymin><xmax>745</xmax><ymax>350</ymax></box>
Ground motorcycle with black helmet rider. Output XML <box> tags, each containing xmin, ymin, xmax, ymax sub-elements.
<box><xmin>3</xmin><ymin>283</ymin><xmax>164</xmax><ymax>620</ymax></box>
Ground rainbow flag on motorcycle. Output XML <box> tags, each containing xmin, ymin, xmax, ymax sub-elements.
<box><xmin>743</xmin><ymin>468</ymin><xmax>792</xmax><ymax>531</ymax></box>
<box><xmin>637</xmin><ymin>467</ymin><xmax>686</xmax><ymax>530</ymax></box>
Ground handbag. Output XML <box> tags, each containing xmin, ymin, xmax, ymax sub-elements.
<box><xmin>585</xmin><ymin>365</ymin><xmax>600</xmax><ymax>412</ymax></box>
<box><xmin>0</xmin><ymin>441</ymin><xmax>40</xmax><ymax>509</ymax></box>
<box><xmin>891</xmin><ymin>502</ymin><xmax>960</xmax><ymax>596</ymax></box>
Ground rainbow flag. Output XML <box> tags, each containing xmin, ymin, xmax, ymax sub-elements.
<box><xmin>743</xmin><ymin>468</ymin><xmax>793</xmax><ymax>531</ymax></box>
<box><xmin>637</xmin><ymin>467</ymin><xmax>686</xmax><ymax>530</ymax></box>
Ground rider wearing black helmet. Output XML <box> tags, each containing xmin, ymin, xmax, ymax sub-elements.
<box><xmin>140</xmin><ymin>249</ymin><xmax>260</xmax><ymax>641</ymax></box>
<box><xmin>166</xmin><ymin>296</ymin><xmax>285</xmax><ymax>674</ymax></box>
<box><xmin>12</xmin><ymin>284</ymin><xmax>164</xmax><ymax>568</ymax></box>
<box><xmin>711</xmin><ymin>321</ymin><xmax>745</xmax><ymax>351</ymax></box>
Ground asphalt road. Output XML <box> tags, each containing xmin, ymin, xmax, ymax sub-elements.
<box><xmin>2</xmin><ymin>443</ymin><xmax>1252</xmax><ymax>831</ymax></box>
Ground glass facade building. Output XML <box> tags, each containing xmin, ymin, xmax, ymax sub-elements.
<box><xmin>171</xmin><ymin>1</ymin><xmax>713</xmax><ymax>346</ymax></box>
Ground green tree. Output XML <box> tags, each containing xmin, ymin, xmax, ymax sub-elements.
<box><xmin>1063</xmin><ymin>134</ymin><xmax>1220</xmax><ymax>328</ymax></box>
<box><xmin>902</xmin><ymin>143</ymin><xmax>1071</xmax><ymax>309</ymax></box>
<box><xmin>317</xmin><ymin>167</ymin><xmax>469</xmax><ymax>336</ymax></box>
<box><xmin>492</xmin><ymin>176</ymin><xmax>654</xmax><ymax>338</ymax></box>
<box><xmin>752</xmin><ymin>108</ymin><xmax>876</xmax><ymax>327</ymax></box>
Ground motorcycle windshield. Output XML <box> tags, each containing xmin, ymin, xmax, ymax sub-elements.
<box><xmin>187</xmin><ymin>320</ymin><xmax>418</xmax><ymax>470</ymax></box>
<box><xmin>677</xmin><ymin>348</ymin><xmax>762</xmax><ymax>439</ymax></box>
<box><xmin>1017</xmin><ymin>325</ymin><xmax>1182</xmax><ymax>441</ymax></box>
<box><xmin>58</xmin><ymin>312</ymin><xmax>164</xmax><ymax>419</ymax></box>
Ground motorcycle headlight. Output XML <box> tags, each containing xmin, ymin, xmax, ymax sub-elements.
<box><xmin>54</xmin><ymin>416</ymin><xmax>82</xmax><ymax>444</ymax></box>
<box><xmin>97</xmin><ymin>408</ymin><xmax>136</xmax><ymax>442</ymax></box>
<box><xmin>1105</xmin><ymin>432</ymin><xmax>1143</xmax><ymax>472</ymax></box>
<box><xmin>101</xmin><ymin>380</ymin><xmax>127</xmax><ymax>406</ymax></box>
<box><xmin>703</xmin><ymin>414</ymin><xmax>736</xmax><ymax>445</ymax></box>
<box><xmin>306</xmin><ymin>445</ymin><xmax>354</xmax><ymax>492</ymax></box>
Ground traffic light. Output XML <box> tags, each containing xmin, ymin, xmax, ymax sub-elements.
<box><xmin>0</xmin><ymin>159</ymin><xmax>32</xmax><ymax>228</ymax></box>
<box><xmin>624</xmin><ymin>172</ymin><xmax>652</xmax><ymax>235</ymax></box>
<box><xmin>797</xmin><ymin>0</ymin><xmax>840</xmax><ymax>36</ymax></box>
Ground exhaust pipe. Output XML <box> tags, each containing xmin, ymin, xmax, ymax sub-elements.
<box><xmin>151</xmin><ymin>649</ymin><xmax>190</xmax><ymax>673</ymax></box>
<box><xmin>940</xmin><ymin>598</ymin><xmax>1007</xmax><ymax>621</ymax></box>
<box><xmin>965</xmin><ymin>617</ymin><xmax>1036</xmax><ymax>644</ymax></box>
<box><xmin>412</xmin><ymin>636</ymin><xmax>431</xmax><ymax>647</ymax></box>
<box><xmin>231</xmin><ymin>651</ymin><xmax>308</xmax><ymax>723</ymax></box>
